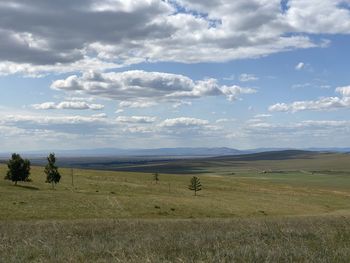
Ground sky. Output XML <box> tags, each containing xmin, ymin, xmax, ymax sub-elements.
<box><xmin>1</xmin><ymin>0</ymin><xmax>350</xmax><ymax>151</ymax></box>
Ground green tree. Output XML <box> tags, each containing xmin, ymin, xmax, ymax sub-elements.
<box><xmin>153</xmin><ymin>172</ymin><xmax>159</xmax><ymax>184</ymax></box>
<box><xmin>5</xmin><ymin>153</ymin><xmax>31</xmax><ymax>185</ymax></box>
<box><xmin>44</xmin><ymin>153</ymin><xmax>61</xmax><ymax>189</ymax></box>
<box><xmin>188</xmin><ymin>176</ymin><xmax>202</xmax><ymax>196</ymax></box>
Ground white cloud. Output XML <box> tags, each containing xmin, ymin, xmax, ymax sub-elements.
<box><xmin>241</xmin><ymin>118</ymin><xmax>350</xmax><ymax>147</ymax></box>
<box><xmin>159</xmin><ymin>117</ymin><xmax>209</xmax><ymax>127</ymax></box>
<box><xmin>291</xmin><ymin>83</ymin><xmax>331</xmax><ymax>89</ymax></box>
<box><xmin>239</xmin><ymin>73</ymin><xmax>258</xmax><ymax>82</ymax></box>
<box><xmin>0</xmin><ymin>113</ymin><xmax>113</xmax><ymax>137</ymax></box>
<box><xmin>32</xmin><ymin>101</ymin><xmax>104</xmax><ymax>110</ymax></box>
<box><xmin>0</xmin><ymin>114</ymin><xmax>109</xmax><ymax>125</ymax></box>
<box><xmin>158</xmin><ymin>117</ymin><xmax>222</xmax><ymax>137</ymax></box>
<box><xmin>285</xmin><ymin>0</ymin><xmax>350</xmax><ymax>34</ymax></box>
<box><xmin>0</xmin><ymin>0</ymin><xmax>349</xmax><ymax>75</ymax></box>
<box><xmin>92</xmin><ymin>113</ymin><xmax>107</xmax><ymax>118</ymax></box>
<box><xmin>268</xmin><ymin>103</ymin><xmax>291</xmax><ymax>112</ymax></box>
<box><xmin>51</xmin><ymin>70</ymin><xmax>257</xmax><ymax>103</ymax></box>
<box><xmin>0</xmin><ymin>58</ymin><xmax>120</xmax><ymax>77</ymax></box>
<box><xmin>335</xmin><ymin>85</ymin><xmax>350</xmax><ymax>97</ymax></box>
<box><xmin>268</xmin><ymin>97</ymin><xmax>350</xmax><ymax>112</ymax></box>
<box><xmin>295</xmin><ymin>62</ymin><xmax>305</xmax><ymax>70</ymax></box>
<box><xmin>245</xmin><ymin>119</ymin><xmax>350</xmax><ymax>135</ymax></box>
<box><xmin>0</xmin><ymin>111</ymin><xmax>226</xmax><ymax>149</ymax></box>
<box><xmin>116</xmin><ymin>116</ymin><xmax>157</xmax><ymax>124</ymax></box>
<box><xmin>269</xmin><ymin>86</ymin><xmax>350</xmax><ymax>112</ymax></box>
<box><xmin>119</xmin><ymin>100</ymin><xmax>157</xmax><ymax>109</ymax></box>
<box><xmin>172</xmin><ymin>101</ymin><xmax>192</xmax><ymax>108</ymax></box>
<box><xmin>123</xmin><ymin>126</ymin><xmax>154</xmax><ymax>134</ymax></box>
<box><xmin>64</xmin><ymin>97</ymin><xmax>96</xmax><ymax>102</ymax></box>
<box><xmin>219</xmin><ymin>85</ymin><xmax>257</xmax><ymax>101</ymax></box>
<box><xmin>254</xmin><ymin>114</ymin><xmax>272</xmax><ymax>118</ymax></box>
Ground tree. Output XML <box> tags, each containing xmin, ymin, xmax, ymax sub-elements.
<box><xmin>153</xmin><ymin>172</ymin><xmax>159</xmax><ymax>184</ymax></box>
<box><xmin>44</xmin><ymin>153</ymin><xmax>61</xmax><ymax>189</ymax></box>
<box><xmin>5</xmin><ymin>153</ymin><xmax>31</xmax><ymax>185</ymax></box>
<box><xmin>188</xmin><ymin>176</ymin><xmax>202</xmax><ymax>196</ymax></box>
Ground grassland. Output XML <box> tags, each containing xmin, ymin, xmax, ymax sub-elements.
<box><xmin>1</xmin><ymin>151</ymin><xmax>350</xmax><ymax>262</ymax></box>
<box><xmin>1</xmin><ymin>164</ymin><xmax>350</xmax><ymax>220</ymax></box>
<box><xmin>1</xmin><ymin>216</ymin><xmax>350</xmax><ymax>262</ymax></box>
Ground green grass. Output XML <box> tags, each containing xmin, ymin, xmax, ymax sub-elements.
<box><xmin>2</xmin><ymin>153</ymin><xmax>350</xmax><ymax>262</ymax></box>
<box><xmin>1</xmin><ymin>160</ymin><xmax>350</xmax><ymax>220</ymax></box>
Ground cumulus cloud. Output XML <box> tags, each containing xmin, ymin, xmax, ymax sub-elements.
<box><xmin>32</xmin><ymin>101</ymin><xmax>104</xmax><ymax>110</ymax></box>
<box><xmin>159</xmin><ymin>117</ymin><xmax>209</xmax><ymax>127</ymax></box>
<box><xmin>268</xmin><ymin>97</ymin><xmax>350</xmax><ymax>112</ymax></box>
<box><xmin>269</xmin><ymin>86</ymin><xmax>350</xmax><ymax>112</ymax></box>
<box><xmin>51</xmin><ymin>70</ymin><xmax>257</xmax><ymax>103</ymax></box>
<box><xmin>335</xmin><ymin>85</ymin><xmax>350</xmax><ymax>96</ymax></box>
<box><xmin>0</xmin><ymin>0</ymin><xmax>349</xmax><ymax>75</ymax></box>
<box><xmin>285</xmin><ymin>0</ymin><xmax>350</xmax><ymax>34</ymax></box>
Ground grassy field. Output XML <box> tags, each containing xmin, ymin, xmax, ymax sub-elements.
<box><xmin>1</xmin><ymin>152</ymin><xmax>350</xmax><ymax>261</ymax></box>
<box><xmin>1</xmin><ymin>216</ymin><xmax>350</xmax><ymax>262</ymax></box>
<box><xmin>1</xmin><ymin>163</ymin><xmax>350</xmax><ymax>220</ymax></box>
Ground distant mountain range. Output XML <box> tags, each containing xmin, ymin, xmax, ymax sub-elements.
<box><xmin>1</xmin><ymin>147</ymin><xmax>350</xmax><ymax>159</ymax></box>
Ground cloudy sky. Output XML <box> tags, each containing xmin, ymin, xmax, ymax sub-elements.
<box><xmin>1</xmin><ymin>0</ymin><xmax>350</xmax><ymax>151</ymax></box>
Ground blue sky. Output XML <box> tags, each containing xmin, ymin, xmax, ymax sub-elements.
<box><xmin>1</xmin><ymin>0</ymin><xmax>350</xmax><ymax>151</ymax></box>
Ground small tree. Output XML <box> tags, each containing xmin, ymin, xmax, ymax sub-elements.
<box><xmin>153</xmin><ymin>172</ymin><xmax>159</xmax><ymax>184</ymax></box>
<box><xmin>188</xmin><ymin>176</ymin><xmax>202</xmax><ymax>196</ymax></box>
<box><xmin>44</xmin><ymin>153</ymin><xmax>61</xmax><ymax>189</ymax></box>
<box><xmin>5</xmin><ymin>153</ymin><xmax>31</xmax><ymax>185</ymax></box>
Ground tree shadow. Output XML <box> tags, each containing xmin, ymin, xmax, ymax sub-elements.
<box><xmin>15</xmin><ymin>185</ymin><xmax>40</xmax><ymax>191</ymax></box>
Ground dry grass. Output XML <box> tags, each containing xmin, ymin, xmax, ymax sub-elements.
<box><xmin>1</xmin><ymin>216</ymin><xmax>350</xmax><ymax>262</ymax></box>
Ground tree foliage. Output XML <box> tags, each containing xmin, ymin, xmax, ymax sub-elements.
<box><xmin>5</xmin><ymin>153</ymin><xmax>31</xmax><ymax>185</ymax></box>
<box><xmin>188</xmin><ymin>176</ymin><xmax>202</xmax><ymax>196</ymax></box>
<box><xmin>44</xmin><ymin>153</ymin><xmax>61</xmax><ymax>189</ymax></box>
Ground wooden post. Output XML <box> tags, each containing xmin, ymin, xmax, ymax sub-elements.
<box><xmin>71</xmin><ymin>168</ymin><xmax>74</xmax><ymax>190</ymax></box>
